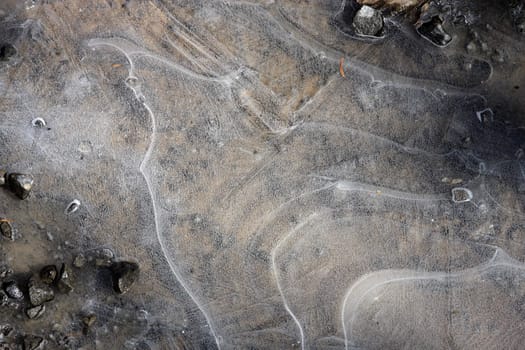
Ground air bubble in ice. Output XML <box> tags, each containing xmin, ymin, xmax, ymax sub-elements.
<box><xmin>65</xmin><ymin>199</ymin><xmax>81</xmax><ymax>215</ymax></box>
<box><xmin>31</xmin><ymin>117</ymin><xmax>46</xmax><ymax>127</ymax></box>
<box><xmin>125</xmin><ymin>76</ymin><xmax>139</xmax><ymax>88</ymax></box>
<box><xmin>476</xmin><ymin>108</ymin><xmax>493</xmax><ymax>124</ymax></box>
<box><xmin>78</xmin><ymin>141</ymin><xmax>93</xmax><ymax>154</ymax></box>
<box><xmin>479</xmin><ymin>162</ymin><xmax>487</xmax><ymax>173</ymax></box>
<box><xmin>451</xmin><ymin>187</ymin><xmax>473</xmax><ymax>203</ymax></box>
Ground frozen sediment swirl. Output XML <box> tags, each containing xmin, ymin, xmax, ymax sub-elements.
<box><xmin>268</xmin><ymin>179</ymin><xmax>477</xmax><ymax>350</ymax></box>
<box><xmin>269</xmin><ymin>0</ymin><xmax>493</xmax><ymax>90</ymax></box>
<box><xmin>86</xmin><ymin>37</ymin><xmax>232</xmax><ymax>84</ymax></box>
<box><xmin>342</xmin><ymin>248</ymin><xmax>525</xmax><ymax>350</ymax></box>
<box><xmin>83</xmin><ymin>2</ymin><xmax>524</xmax><ymax>349</ymax></box>
<box><xmin>87</xmin><ymin>36</ymin><xmax>228</xmax><ymax>348</ymax></box>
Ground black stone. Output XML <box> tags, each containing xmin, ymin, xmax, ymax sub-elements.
<box><xmin>0</xmin><ymin>221</ymin><xmax>13</xmax><ymax>240</ymax></box>
<box><xmin>56</xmin><ymin>263</ymin><xmax>73</xmax><ymax>293</ymax></box>
<box><xmin>0</xmin><ymin>44</ymin><xmax>16</xmax><ymax>62</ymax></box>
<box><xmin>6</xmin><ymin>173</ymin><xmax>33</xmax><ymax>200</ymax></box>
<box><xmin>3</xmin><ymin>281</ymin><xmax>23</xmax><ymax>300</ymax></box>
<box><xmin>110</xmin><ymin>260</ymin><xmax>139</xmax><ymax>294</ymax></box>
<box><xmin>39</xmin><ymin>265</ymin><xmax>58</xmax><ymax>285</ymax></box>
<box><xmin>417</xmin><ymin>16</ymin><xmax>452</xmax><ymax>46</ymax></box>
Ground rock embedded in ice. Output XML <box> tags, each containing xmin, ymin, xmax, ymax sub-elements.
<box><xmin>39</xmin><ymin>265</ymin><xmax>58</xmax><ymax>285</ymax></box>
<box><xmin>416</xmin><ymin>16</ymin><xmax>452</xmax><ymax>46</ymax></box>
<box><xmin>353</xmin><ymin>5</ymin><xmax>384</xmax><ymax>36</ymax></box>
<box><xmin>28</xmin><ymin>276</ymin><xmax>54</xmax><ymax>306</ymax></box>
<box><xmin>56</xmin><ymin>264</ymin><xmax>74</xmax><ymax>294</ymax></box>
<box><xmin>0</xmin><ymin>221</ymin><xmax>13</xmax><ymax>241</ymax></box>
<box><xmin>3</xmin><ymin>281</ymin><xmax>23</xmax><ymax>300</ymax></box>
<box><xmin>6</xmin><ymin>173</ymin><xmax>34</xmax><ymax>200</ymax></box>
<box><xmin>110</xmin><ymin>260</ymin><xmax>140</xmax><ymax>294</ymax></box>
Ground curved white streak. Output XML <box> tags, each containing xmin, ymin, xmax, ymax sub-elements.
<box><xmin>86</xmin><ymin>38</ymin><xmax>229</xmax><ymax>84</ymax></box>
<box><xmin>268</xmin><ymin>179</ymin><xmax>446</xmax><ymax>350</ymax></box>
<box><xmin>88</xmin><ymin>40</ymin><xmax>221</xmax><ymax>349</ymax></box>
<box><xmin>138</xmin><ymin>102</ymin><xmax>220</xmax><ymax>349</ymax></box>
<box><xmin>299</xmin><ymin>121</ymin><xmax>457</xmax><ymax>159</ymax></box>
<box><xmin>271</xmin><ymin>213</ymin><xmax>320</xmax><ymax>350</ymax></box>
<box><xmin>335</xmin><ymin>181</ymin><xmax>448</xmax><ymax>202</ymax></box>
<box><xmin>341</xmin><ymin>248</ymin><xmax>523</xmax><ymax>350</ymax></box>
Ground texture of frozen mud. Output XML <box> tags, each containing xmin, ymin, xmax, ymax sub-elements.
<box><xmin>0</xmin><ymin>0</ymin><xmax>524</xmax><ymax>349</ymax></box>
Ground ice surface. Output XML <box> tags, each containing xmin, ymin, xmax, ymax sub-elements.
<box><xmin>0</xmin><ymin>0</ymin><xmax>524</xmax><ymax>349</ymax></box>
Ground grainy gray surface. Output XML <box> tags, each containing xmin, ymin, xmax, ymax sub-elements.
<box><xmin>0</xmin><ymin>1</ymin><xmax>524</xmax><ymax>349</ymax></box>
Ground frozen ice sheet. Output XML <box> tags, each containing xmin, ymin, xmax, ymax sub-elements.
<box><xmin>0</xmin><ymin>0</ymin><xmax>524</xmax><ymax>349</ymax></box>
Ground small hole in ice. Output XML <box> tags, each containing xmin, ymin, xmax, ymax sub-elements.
<box><xmin>479</xmin><ymin>162</ymin><xmax>487</xmax><ymax>173</ymax></box>
<box><xmin>125</xmin><ymin>76</ymin><xmax>139</xmax><ymax>87</ymax></box>
<box><xmin>31</xmin><ymin>117</ymin><xmax>46</xmax><ymax>128</ymax></box>
<box><xmin>65</xmin><ymin>199</ymin><xmax>81</xmax><ymax>215</ymax></box>
<box><xmin>476</xmin><ymin>108</ymin><xmax>493</xmax><ymax>124</ymax></box>
<box><xmin>451</xmin><ymin>187</ymin><xmax>473</xmax><ymax>203</ymax></box>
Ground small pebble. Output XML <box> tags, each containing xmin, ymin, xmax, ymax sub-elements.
<box><xmin>0</xmin><ymin>44</ymin><xmax>16</xmax><ymax>62</ymax></box>
<box><xmin>3</xmin><ymin>281</ymin><xmax>23</xmax><ymax>300</ymax></box>
<box><xmin>73</xmin><ymin>254</ymin><xmax>86</xmax><ymax>268</ymax></box>
<box><xmin>23</xmin><ymin>334</ymin><xmax>45</xmax><ymax>350</ymax></box>
<box><xmin>6</xmin><ymin>173</ymin><xmax>34</xmax><ymax>200</ymax></box>
<box><xmin>25</xmin><ymin>304</ymin><xmax>45</xmax><ymax>320</ymax></box>
<box><xmin>417</xmin><ymin>16</ymin><xmax>452</xmax><ymax>46</ymax></box>
<box><xmin>110</xmin><ymin>260</ymin><xmax>140</xmax><ymax>294</ymax></box>
<box><xmin>56</xmin><ymin>263</ymin><xmax>74</xmax><ymax>293</ymax></box>
<box><xmin>0</xmin><ymin>221</ymin><xmax>13</xmax><ymax>241</ymax></box>
<box><xmin>0</xmin><ymin>324</ymin><xmax>13</xmax><ymax>337</ymax></box>
<box><xmin>93</xmin><ymin>248</ymin><xmax>115</xmax><ymax>267</ymax></box>
<box><xmin>39</xmin><ymin>265</ymin><xmax>58</xmax><ymax>285</ymax></box>
<box><xmin>82</xmin><ymin>314</ymin><xmax>96</xmax><ymax>328</ymax></box>
<box><xmin>28</xmin><ymin>276</ymin><xmax>54</xmax><ymax>306</ymax></box>
<box><xmin>353</xmin><ymin>5</ymin><xmax>383</xmax><ymax>36</ymax></box>
<box><xmin>0</xmin><ymin>266</ymin><xmax>12</xmax><ymax>279</ymax></box>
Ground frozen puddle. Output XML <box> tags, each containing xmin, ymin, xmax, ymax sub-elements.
<box><xmin>0</xmin><ymin>0</ymin><xmax>524</xmax><ymax>349</ymax></box>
